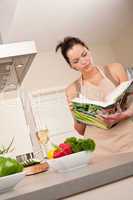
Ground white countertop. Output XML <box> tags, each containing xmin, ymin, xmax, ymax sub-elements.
<box><xmin>1</xmin><ymin>152</ymin><xmax>133</xmax><ymax>200</ymax></box>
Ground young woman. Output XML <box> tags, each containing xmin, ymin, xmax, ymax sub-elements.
<box><xmin>56</xmin><ymin>37</ymin><xmax>133</xmax><ymax>159</ymax></box>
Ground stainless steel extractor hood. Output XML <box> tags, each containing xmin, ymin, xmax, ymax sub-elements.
<box><xmin>0</xmin><ymin>41</ymin><xmax>37</xmax><ymax>92</ymax></box>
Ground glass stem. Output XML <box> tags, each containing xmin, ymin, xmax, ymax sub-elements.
<box><xmin>40</xmin><ymin>144</ymin><xmax>47</xmax><ymax>159</ymax></box>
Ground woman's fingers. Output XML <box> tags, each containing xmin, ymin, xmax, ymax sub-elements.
<box><xmin>101</xmin><ymin>111</ymin><xmax>128</xmax><ymax>122</ymax></box>
<box><xmin>102</xmin><ymin>114</ymin><xmax>117</xmax><ymax>119</ymax></box>
<box><xmin>116</xmin><ymin>102</ymin><xmax>122</xmax><ymax>113</ymax></box>
<box><xmin>68</xmin><ymin>102</ymin><xmax>73</xmax><ymax>111</ymax></box>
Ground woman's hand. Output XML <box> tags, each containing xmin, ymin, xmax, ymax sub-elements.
<box><xmin>100</xmin><ymin>111</ymin><xmax>129</xmax><ymax>127</ymax></box>
<box><xmin>100</xmin><ymin>102</ymin><xmax>130</xmax><ymax>126</ymax></box>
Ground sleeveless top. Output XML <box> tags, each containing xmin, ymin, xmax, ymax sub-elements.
<box><xmin>66</xmin><ymin>65</ymin><xmax>133</xmax><ymax>161</ymax></box>
<box><xmin>80</xmin><ymin>65</ymin><xmax>116</xmax><ymax>101</ymax></box>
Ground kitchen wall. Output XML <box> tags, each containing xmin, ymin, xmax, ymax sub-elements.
<box><xmin>22</xmin><ymin>42</ymin><xmax>116</xmax><ymax>91</ymax></box>
<box><xmin>111</xmin><ymin>26</ymin><xmax>133</xmax><ymax>67</ymax></box>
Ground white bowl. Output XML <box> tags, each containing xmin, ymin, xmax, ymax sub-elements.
<box><xmin>0</xmin><ymin>171</ymin><xmax>25</xmax><ymax>194</ymax></box>
<box><xmin>47</xmin><ymin>151</ymin><xmax>92</xmax><ymax>173</ymax></box>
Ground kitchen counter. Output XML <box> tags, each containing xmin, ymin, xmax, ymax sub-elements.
<box><xmin>1</xmin><ymin>152</ymin><xmax>133</xmax><ymax>200</ymax></box>
<box><xmin>65</xmin><ymin>176</ymin><xmax>133</xmax><ymax>200</ymax></box>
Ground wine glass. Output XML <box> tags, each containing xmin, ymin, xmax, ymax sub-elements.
<box><xmin>36</xmin><ymin>125</ymin><xmax>49</xmax><ymax>160</ymax></box>
<box><xmin>34</xmin><ymin>91</ymin><xmax>51</xmax><ymax>160</ymax></box>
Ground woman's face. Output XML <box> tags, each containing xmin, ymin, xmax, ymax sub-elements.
<box><xmin>67</xmin><ymin>44</ymin><xmax>93</xmax><ymax>71</ymax></box>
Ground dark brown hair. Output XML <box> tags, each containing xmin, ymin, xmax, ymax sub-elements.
<box><xmin>56</xmin><ymin>36</ymin><xmax>89</xmax><ymax>65</ymax></box>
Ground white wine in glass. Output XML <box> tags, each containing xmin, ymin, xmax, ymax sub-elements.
<box><xmin>36</xmin><ymin>128</ymin><xmax>49</xmax><ymax>159</ymax></box>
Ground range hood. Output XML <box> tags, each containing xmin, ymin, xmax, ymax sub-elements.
<box><xmin>0</xmin><ymin>41</ymin><xmax>37</xmax><ymax>92</ymax></box>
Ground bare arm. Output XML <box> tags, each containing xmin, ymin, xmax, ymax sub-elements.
<box><xmin>73</xmin><ymin>120</ymin><xmax>86</xmax><ymax>136</ymax></box>
<box><xmin>107</xmin><ymin>63</ymin><xmax>128</xmax><ymax>84</ymax></box>
<box><xmin>102</xmin><ymin>63</ymin><xmax>133</xmax><ymax>124</ymax></box>
<box><xmin>109</xmin><ymin>63</ymin><xmax>133</xmax><ymax>117</ymax></box>
<box><xmin>65</xmin><ymin>82</ymin><xmax>86</xmax><ymax>135</ymax></box>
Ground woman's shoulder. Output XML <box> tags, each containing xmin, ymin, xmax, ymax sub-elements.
<box><xmin>65</xmin><ymin>79</ymin><xmax>80</xmax><ymax>100</ymax></box>
<box><xmin>106</xmin><ymin>62</ymin><xmax>124</xmax><ymax>71</ymax></box>
<box><xmin>105</xmin><ymin>63</ymin><xmax>128</xmax><ymax>83</ymax></box>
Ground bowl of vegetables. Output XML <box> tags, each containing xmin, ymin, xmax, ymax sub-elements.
<box><xmin>0</xmin><ymin>156</ymin><xmax>25</xmax><ymax>193</ymax></box>
<box><xmin>47</xmin><ymin>137</ymin><xmax>95</xmax><ymax>172</ymax></box>
<box><xmin>0</xmin><ymin>141</ymin><xmax>25</xmax><ymax>194</ymax></box>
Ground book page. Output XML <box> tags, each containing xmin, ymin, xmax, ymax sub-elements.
<box><xmin>72</xmin><ymin>80</ymin><xmax>133</xmax><ymax>108</ymax></box>
<box><xmin>72</xmin><ymin>96</ymin><xmax>114</xmax><ymax>107</ymax></box>
<box><xmin>105</xmin><ymin>80</ymin><xmax>133</xmax><ymax>102</ymax></box>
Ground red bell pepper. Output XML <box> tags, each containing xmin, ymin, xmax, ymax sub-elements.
<box><xmin>53</xmin><ymin>143</ymin><xmax>72</xmax><ymax>158</ymax></box>
<box><xmin>59</xmin><ymin>143</ymin><xmax>72</xmax><ymax>155</ymax></box>
<box><xmin>53</xmin><ymin>150</ymin><xmax>65</xmax><ymax>158</ymax></box>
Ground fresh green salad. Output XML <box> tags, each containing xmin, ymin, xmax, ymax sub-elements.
<box><xmin>64</xmin><ymin>137</ymin><xmax>96</xmax><ymax>153</ymax></box>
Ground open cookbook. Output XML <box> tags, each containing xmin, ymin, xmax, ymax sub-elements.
<box><xmin>72</xmin><ymin>79</ymin><xmax>133</xmax><ymax>129</ymax></box>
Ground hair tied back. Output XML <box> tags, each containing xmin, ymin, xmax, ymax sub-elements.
<box><xmin>55</xmin><ymin>42</ymin><xmax>63</xmax><ymax>52</ymax></box>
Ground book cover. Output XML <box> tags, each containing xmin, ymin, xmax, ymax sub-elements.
<box><xmin>72</xmin><ymin>79</ymin><xmax>133</xmax><ymax>129</ymax></box>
